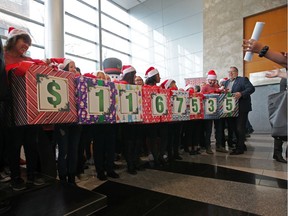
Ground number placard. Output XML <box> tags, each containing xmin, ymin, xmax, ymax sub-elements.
<box><xmin>88</xmin><ymin>86</ymin><xmax>110</xmax><ymax>114</ymax></box>
<box><xmin>152</xmin><ymin>94</ymin><xmax>167</xmax><ymax>116</ymax></box>
<box><xmin>38</xmin><ymin>75</ymin><xmax>69</xmax><ymax>111</ymax></box>
<box><xmin>120</xmin><ymin>90</ymin><xmax>138</xmax><ymax>114</ymax></box>
<box><xmin>205</xmin><ymin>98</ymin><xmax>217</xmax><ymax>114</ymax></box>
<box><xmin>189</xmin><ymin>97</ymin><xmax>201</xmax><ymax>114</ymax></box>
<box><xmin>173</xmin><ymin>95</ymin><xmax>186</xmax><ymax>114</ymax></box>
<box><xmin>223</xmin><ymin>96</ymin><xmax>235</xmax><ymax>113</ymax></box>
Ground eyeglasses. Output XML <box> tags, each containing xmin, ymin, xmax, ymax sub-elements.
<box><xmin>228</xmin><ymin>71</ymin><xmax>237</xmax><ymax>73</ymax></box>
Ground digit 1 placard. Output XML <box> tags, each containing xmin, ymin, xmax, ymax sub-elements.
<box><xmin>38</xmin><ymin>75</ymin><xmax>69</xmax><ymax>111</ymax></box>
<box><xmin>173</xmin><ymin>95</ymin><xmax>186</xmax><ymax>114</ymax></box>
<box><xmin>189</xmin><ymin>97</ymin><xmax>201</xmax><ymax>114</ymax></box>
<box><xmin>152</xmin><ymin>94</ymin><xmax>167</xmax><ymax>116</ymax></box>
<box><xmin>205</xmin><ymin>97</ymin><xmax>217</xmax><ymax>114</ymax></box>
<box><xmin>120</xmin><ymin>90</ymin><xmax>138</xmax><ymax>114</ymax></box>
<box><xmin>223</xmin><ymin>96</ymin><xmax>235</xmax><ymax>113</ymax></box>
<box><xmin>88</xmin><ymin>86</ymin><xmax>110</xmax><ymax>114</ymax></box>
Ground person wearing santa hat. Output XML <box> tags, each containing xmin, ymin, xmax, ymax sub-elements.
<box><xmin>117</xmin><ymin>65</ymin><xmax>144</xmax><ymax>174</ymax></box>
<box><xmin>201</xmin><ymin>70</ymin><xmax>228</xmax><ymax>154</ymax></box>
<box><xmin>143</xmin><ymin>67</ymin><xmax>164</xmax><ymax>166</ymax></box>
<box><xmin>144</xmin><ymin>66</ymin><xmax>160</xmax><ymax>86</ymax></box>
<box><xmin>3</xmin><ymin>27</ymin><xmax>47</xmax><ymax>191</ymax></box>
<box><xmin>159</xmin><ymin>79</ymin><xmax>184</xmax><ymax>161</ymax></box>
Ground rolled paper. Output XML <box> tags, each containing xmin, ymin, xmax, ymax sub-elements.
<box><xmin>244</xmin><ymin>22</ymin><xmax>265</xmax><ymax>62</ymax></box>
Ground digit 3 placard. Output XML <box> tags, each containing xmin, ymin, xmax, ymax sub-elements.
<box><xmin>203</xmin><ymin>94</ymin><xmax>219</xmax><ymax>119</ymax></box>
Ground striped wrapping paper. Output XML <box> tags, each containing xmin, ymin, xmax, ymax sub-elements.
<box><xmin>76</xmin><ymin>76</ymin><xmax>116</xmax><ymax>124</ymax></box>
<box><xmin>11</xmin><ymin>64</ymin><xmax>77</xmax><ymax>126</ymax></box>
<box><xmin>188</xmin><ymin>93</ymin><xmax>204</xmax><ymax>120</ymax></box>
<box><xmin>171</xmin><ymin>90</ymin><xmax>190</xmax><ymax>121</ymax></box>
<box><xmin>203</xmin><ymin>94</ymin><xmax>219</xmax><ymax>119</ymax></box>
<box><xmin>218</xmin><ymin>92</ymin><xmax>239</xmax><ymax>118</ymax></box>
<box><xmin>115</xmin><ymin>83</ymin><xmax>143</xmax><ymax>123</ymax></box>
<box><xmin>158</xmin><ymin>88</ymin><xmax>172</xmax><ymax>122</ymax></box>
<box><xmin>142</xmin><ymin>87</ymin><xmax>161</xmax><ymax>123</ymax></box>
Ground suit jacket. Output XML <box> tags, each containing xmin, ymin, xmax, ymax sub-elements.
<box><xmin>224</xmin><ymin>76</ymin><xmax>255</xmax><ymax>113</ymax></box>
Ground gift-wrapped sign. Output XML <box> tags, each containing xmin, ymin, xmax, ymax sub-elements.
<box><xmin>158</xmin><ymin>88</ymin><xmax>172</xmax><ymax>122</ymax></box>
<box><xmin>142</xmin><ymin>87</ymin><xmax>161</xmax><ymax>123</ymax></box>
<box><xmin>76</xmin><ymin>76</ymin><xmax>116</xmax><ymax>124</ymax></box>
<box><xmin>188</xmin><ymin>93</ymin><xmax>204</xmax><ymax>120</ymax></box>
<box><xmin>203</xmin><ymin>94</ymin><xmax>219</xmax><ymax>119</ymax></box>
<box><xmin>171</xmin><ymin>90</ymin><xmax>189</xmax><ymax>121</ymax></box>
<box><xmin>11</xmin><ymin>64</ymin><xmax>77</xmax><ymax>126</ymax></box>
<box><xmin>115</xmin><ymin>83</ymin><xmax>143</xmax><ymax>123</ymax></box>
<box><xmin>218</xmin><ymin>93</ymin><xmax>239</xmax><ymax>118</ymax></box>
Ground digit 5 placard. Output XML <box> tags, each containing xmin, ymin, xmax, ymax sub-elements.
<box><xmin>223</xmin><ymin>96</ymin><xmax>235</xmax><ymax>113</ymax></box>
<box><xmin>189</xmin><ymin>97</ymin><xmax>201</xmax><ymax>114</ymax></box>
<box><xmin>88</xmin><ymin>86</ymin><xmax>110</xmax><ymax>115</ymax></box>
<box><xmin>38</xmin><ymin>75</ymin><xmax>69</xmax><ymax>111</ymax></box>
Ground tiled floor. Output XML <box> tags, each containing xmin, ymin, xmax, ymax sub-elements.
<box><xmin>1</xmin><ymin>133</ymin><xmax>287</xmax><ymax>215</ymax></box>
<box><xmin>78</xmin><ymin>133</ymin><xmax>287</xmax><ymax>216</ymax></box>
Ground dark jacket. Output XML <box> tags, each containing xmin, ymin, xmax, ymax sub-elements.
<box><xmin>224</xmin><ymin>76</ymin><xmax>255</xmax><ymax>113</ymax></box>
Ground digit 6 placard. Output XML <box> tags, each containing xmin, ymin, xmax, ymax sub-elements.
<box><xmin>88</xmin><ymin>86</ymin><xmax>110</xmax><ymax>114</ymax></box>
<box><xmin>223</xmin><ymin>96</ymin><xmax>235</xmax><ymax>113</ymax></box>
<box><xmin>152</xmin><ymin>94</ymin><xmax>167</xmax><ymax>116</ymax></box>
<box><xmin>205</xmin><ymin>97</ymin><xmax>217</xmax><ymax>114</ymax></box>
<box><xmin>120</xmin><ymin>90</ymin><xmax>138</xmax><ymax>114</ymax></box>
<box><xmin>38</xmin><ymin>75</ymin><xmax>69</xmax><ymax>111</ymax></box>
<box><xmin>189</xmin><ymin>97</ymin><xmax>201</xmax><ymax>114</ymax></box>
<box><xmin>173</xmin><ymin>95</ymin><xmax>186</xmax><ymax>114</ymax></box>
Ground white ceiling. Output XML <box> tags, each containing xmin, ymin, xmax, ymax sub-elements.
<box><xmin>110</xmin><ymin>0</ymin><xmax>146</xmax><ymax>10</ymax></box>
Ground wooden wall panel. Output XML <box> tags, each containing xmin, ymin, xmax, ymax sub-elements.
<box><xmin>244</xmin><ymin>6</ymin><xmax>287</xmax><ymax>77</ymax></box>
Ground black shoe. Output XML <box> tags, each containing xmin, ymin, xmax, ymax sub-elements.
<box><xmin>107</xmin><ymin>171</ymin><xmax>120</xmax><ymax>178</ymax></box>
<box><xmin>243</xmin><ymin>144</ymin><xmax>247</xmax><ymax>151</ymax></box>
<box><xmin>273</xmin><ymin>154</ymin><xmax>287</xmax><ymax>163</ymax></box>
<box><xmin>10</xmin><ymin>177</ymin><xmax>26</xmax><ymax>191</ymax></box>
<box><xmin>127</xmin><ymin>168</ymin><xmax>137</xmax><ymax>175</ymax></box>
<box><xmin>230</xmin><ymin>149</ymin><xmax>244</xmax><ymax>155</ymax></box>
<box><xmin>97</xmin><ymin>172</ymin><xmax>107</xmax><ymax>181</ymax></box>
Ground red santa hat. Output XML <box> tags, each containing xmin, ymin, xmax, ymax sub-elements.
<box><xmin>145</xmin><ymin>67</ymin><xmax>159</xmax><ymax>78</ymax></box>
<box><xmin>184</xmin><ymin>84</ymin><xmax>194</xmax><ymax>91</ymax></box>
<box><xmin>58</xmin><ymin>58</ymin><xmax>72</xmax><ymax>70</ymax></box>
<box><xmin>219</xmin><ymin>77</ymin><xmax>228</xmax><ymax>85</ymax></box>
<box><xmin>160</xmin><ymin>79</ymin><xmax>174</xmax><ymax>89</ymax></box>
<box><xmin>207</xmin><ymin>70</ymin><xmax>217</xmax><ymax>80</ymax></box>
<box><xmin>7</xmin><ymin>27</ymin><xmax>30</xmax><ymax>40</ymax></box>
<box><xmin>121</xmin><ymin>65</ymin><xmax>136</xmax><ymax>76</ymax></box>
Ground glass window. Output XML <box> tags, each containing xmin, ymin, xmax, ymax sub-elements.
<box><xmin>102</xmin><ymin>31</ymin><xmax>130</xmax><ymax>54</ymax></box>
<box><xmin>101</xmin><ymin>0</ymin><xmax>130</xmax><ymax>24</ymax></box>
<box><xmin>102</xmin><ymin>47</ymin><xmax>130</xmax><ymax>64</ymax></box>
<box><xmin>65</xmin><ymin>15</ymin><xmax>99</xmax><ymax>42</ymax></box>
<box><xmin>65</xmin><ymin>0</ymin><xmax>98</xmax><ymax>23</ymax></box>
<box><xmin>66</xmin><ymin>54</ymin><xmax>98</xmax><ymax>74</ymax></box>
<box><xmin>102</xmin><ymin>14</ymin><xmax>129</xmax><ymax>39</ymax></box>
<box><xmin>65</xmin><ymin>35</ymin><xmax>99</xmax><ymax>60</ymax></box>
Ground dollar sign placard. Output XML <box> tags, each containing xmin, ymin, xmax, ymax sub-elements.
<box><xmin>47</xmin><ymin>80</ymin><xmax>62</xmax><ymax>108</ymax></box>
<box><xmin>38</xmin><ymin>76</ymin><xmax>69</xmax><ymax>111</ymax></box>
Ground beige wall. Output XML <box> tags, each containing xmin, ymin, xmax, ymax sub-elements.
<box><xmin>203</xmin><ymin>0</ymin><xmax>287</xmax><ymax>79</ymax></box>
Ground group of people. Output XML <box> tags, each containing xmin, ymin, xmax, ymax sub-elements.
<box><xmin>0</xmin><ymin>26</ymin><xmax>286</xmax><ymax>193</ymax></box>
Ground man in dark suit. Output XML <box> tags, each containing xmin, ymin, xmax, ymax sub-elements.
<box><xmin>224</xmin><ymin>66</ymin><xmax>255</xmax><ymax>155</ymax></box>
